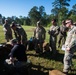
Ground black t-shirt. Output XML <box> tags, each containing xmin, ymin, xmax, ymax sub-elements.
<box><xmin>9</xmin><ymin>44</ymin><xmax>27</xmax><ymax>62</ymax></box>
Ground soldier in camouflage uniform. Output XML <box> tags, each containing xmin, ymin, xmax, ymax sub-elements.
<box><xmin>63</xmin><ymin>19</ymin><xmax>76</xmax><ymax>74</ymax></box>
<box><xmin>11</xmin><ymin>22</ymin><xmax>27</xmax><ymax>47</ymax></box>
<box><xmin>34</xmin><ymin>21</ymin><xmax>46</xmax><ymax>53</ymax></box>
<box><xmin>3</xmin><ymin>19</ymin><xmax>13</xmax><ymax>42</ymax></box>
<box><xmin>48</xmin><ymin>19</ymin><xmax>59</xmax><ymax>56</ymax></box>
<box><xmin>58</xmin><ymin>20</ymin><xmax>67</xmax><ymax>48</ymax></box>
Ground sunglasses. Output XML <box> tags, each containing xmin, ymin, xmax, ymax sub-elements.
<box><xmin>65</xmin><ymin>22</ymin><xmax>70</xmax><ymax>24</ymax></box>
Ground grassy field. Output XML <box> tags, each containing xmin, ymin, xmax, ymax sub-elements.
<box><xmin>0</xmin><ymin>25</ymin><xmax>76</xmax><ymax>75</ymax></box>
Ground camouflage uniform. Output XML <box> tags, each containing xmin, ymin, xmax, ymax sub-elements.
<box><xmin>48</xmin><ymin>25</ymin><xmax>59</xmax><ymax>55</ymax></box>
<box><xmin>63</xmin><ymin>26</ymin><xmax>76</xmax><ymax>72</ymax></box>
<box><xmin>34</xmin><ymin>25</ymin><xmax>46</xmax><ymax>53</ymax></box>
<box><xmin>3</xmin><ymin>22</ymin><xmax>13</xmax><ymax>42</ymax></box>
<box><xmin>58</xmin><ymin>25</ymin><xmax>67</xmax><ymax>48</ymax></box>
<box><xmin>13</xmin><ymin>26</ymin><xmax>27</xmax><ymax>47</ymax></box>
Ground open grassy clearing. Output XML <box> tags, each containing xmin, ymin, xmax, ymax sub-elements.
<box><xmin>0</xmin><ymin>25</ymin><xmax>76</xmax><ymax>75</ymax></box>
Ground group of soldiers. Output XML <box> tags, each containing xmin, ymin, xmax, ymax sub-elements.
<box><xmin>3</xmin><ymin>19</ymin><xmax>27</xmax><ymax>47</ymax></box>
<box><xmin>3</xmin><ymin>18</ymin><xmax>76</xmax><ymax>74</ymax></box>
<box><xmin>48</xmin><ymin>19</ymin><xmax>76</xmax><ymax>74</ymax></box>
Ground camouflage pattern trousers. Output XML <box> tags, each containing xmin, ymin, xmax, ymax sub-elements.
<box><xmin>34</xmin><ymin>39</ymin><xmax>44</xmax><ymax>53</ymax></box>
<box><xmin>63</xmin><ymin>45</ymin><xmax>76</xmax><ymax>72</ymax></box>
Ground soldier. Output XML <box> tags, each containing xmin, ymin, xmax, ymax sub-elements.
<box><xmin>48</xmin><ymin>19</ymin><xmax>59</xmax><ymax>56</ymax></box>
<box><xmin>11</xmin><ymin>22</ymin><xmax>27</xmax><ymax>47</ymax></box>
<box><xmin>63</xmin><ymin>19</ymin><xmax>76</xmax><ymax>74</ymax></box>
<box><xmin>34</xmin><ymin>21</ymin><xmax>46</xmax><ymax>53</ymax></box>
<box><xmin>58</xmin><ymin>20</ymin><xmax>67</xmax><ymax>48</ymax></box>
<box><xmin>3</xmin><ymin>19</ymin><xmax>13</xmax><ymax>42</ymax></box>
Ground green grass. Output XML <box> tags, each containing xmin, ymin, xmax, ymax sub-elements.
<box><xmin>0</xmin><ymin>25</ymin><xmax>76</xmax><ymax>75</ymax></box>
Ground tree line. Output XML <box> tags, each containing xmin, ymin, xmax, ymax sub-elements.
<box><xmin>0</xmin><ymin>0</ymin><xmax>76</xmax><ymax>26</ymax></box>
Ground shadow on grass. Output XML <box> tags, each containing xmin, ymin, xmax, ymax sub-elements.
<box><xmin>27</xmin><ymin>50</ymin><xmax>76</xmax><ymax>75</ymax></box>
<box><xmin>27</xmin><ymin>50</ymin><xmax>64</xmax><ymax>63</ymax></box>
<box><xmin>30</xmin><ymin>64</ymin><xmax>53</xmax><ymax>75</ymax></box>
<box><xmin>30</xmin><ymin>64</ymin><xmax>76</xmax><ymax>75</ymax></box>
<box><xmin>27</xmin><ymin>50</ymin><xmax>76</xmax><ymax>63</ymax></box>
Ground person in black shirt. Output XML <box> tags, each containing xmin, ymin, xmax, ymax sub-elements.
<box><xmin>5</xmin><ymin>39</ymin><xmax>27</xmax><ymax>68</ymax></box>
<box><xmin>9</xmin><ymin>40</ymin><xmax>27</xmax><ymax>62</ymax></box>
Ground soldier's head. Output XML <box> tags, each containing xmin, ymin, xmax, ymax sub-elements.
<box><xmin>62</xmin><ymin>20</ymin><xmax>66</xmax><ymax>25</ymax></box>
<box><xmin>65</xmin><ymin>19</ymin><xmax>73</xmax><ymax>28</ymax></box>
<box><xmin>11</xmin><ymin>22</ymin><xmax>16</xmax><ymax>30</ymax></box>
<box><xmin>37</xmin><ymin>21</ymin><xmax>41</xmax><ymax>27</ymax></box>
<box><xmin>10</xmin><ymin>39</ymin><xmax>18</xmax><ymax>46</ymax></box>
<box><xmin>51</xmin><ymin>19</ymin><xmax>57</xmax><ymax>25</ymax></box>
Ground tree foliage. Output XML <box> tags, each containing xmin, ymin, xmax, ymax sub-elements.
<box><xmin>0</xmin><ymin>1</ymin><xmax>76</xmax><ymax>26</ymax></box>
<box><xmin>51</xmin><ymin>0</ymin><xmax>70</xmax><ymax>25</ymax></box>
